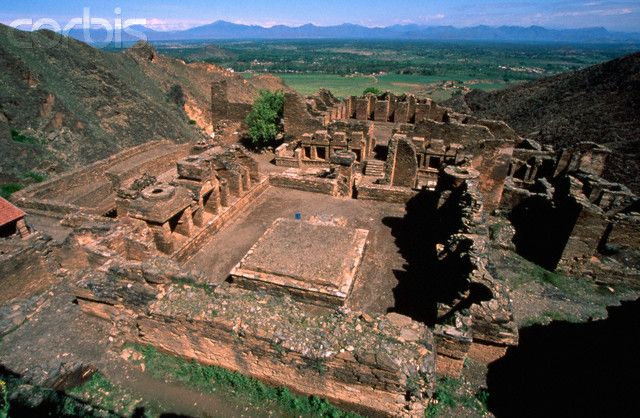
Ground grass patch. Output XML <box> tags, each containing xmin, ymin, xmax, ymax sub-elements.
<box><xmin>1</xmin><ymin>379</ymin><xmax>8</xmax><ymax>418</ymax></box>
<box><xmin>21</xmin><ymin>171</ymin><xmax>47</xmax><ymax>183</ymax></box>
<box><xmin>67</xmin><ymin>372</ymin><xmax>142</xmax><ymax>416</ymax></box>
<box><xmin>131</xmin><ymin>344</ymin><xmax>362</xmax><ymax>418</ymax></box>
<box><xmin>521</xmin><ymin>310</ymin><xmax>588</xmax><ymax>327</ymax></box>
<box><xmin>10</xmin><ymin>129</ymin><xmax>41</xmax><ymax>145</ymax></box>
<box><xmin>0</xmin><ymin>184</ymin><xmax>23</xmax><ymax>199</ymax></box>
<box><xmin>425</xmin><ymin>377</ymin><xmax>488</xmax><ymax>417</ymax></box>
<box><xmin>1</xmin><ymin>373</ymin><xmax>117</xmax><ymax>418</ymax></box>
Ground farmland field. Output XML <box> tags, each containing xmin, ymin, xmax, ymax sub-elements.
<box><xmin>153</xmin><ymin>39</ymin><xmax>637</xmax><ymax>99</ymax></box>
<box><xmin>269</xmin><ymin>73</ymin><xmax>514</xmax><ymax>99</ymax></box>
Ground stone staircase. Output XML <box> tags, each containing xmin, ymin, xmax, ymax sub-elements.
<box><xmin>364</xmin><ymin>160</ymin><xmax>385</xmax><ymax>178</ymax></box>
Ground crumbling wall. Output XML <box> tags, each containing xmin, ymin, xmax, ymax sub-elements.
<box><xmin>211</xmin><ymin>80</ymin><xmax>253</xmax><ymax>124</ymax></box>
<box><xmin>398</xmin><ymin>119</ymin><xmax>495</xmax><ymax>148</ymax></box>
<box><xmin>0</xmin><ymin>235</ymin><xmax>57</xmax><ymax>304</ymax></box>
<box><xmin>283</xmin><ymin>92</ymin><xmax>325</xmax><ymax>139</ymax></box>
<box><xmin>435</xmin><ymin>179</ymin><xmax>519</xmax><ymax>367</ymax></box>
<box><xmin>269</xmin><ymin>171</ymin><xmax>338</xmax><ymax>196</ymax></box>
<box><xmin>606</xmin><ymin>213</ymin><xmax>640</xmax><ymax>251</ymax></box>
<box><xmin>469</xmin><ymin>139</ymin><xmax>515</xmax><ymax>213</ymax></box>
<box><xmin>76</xmin><ymin>273</ymin><xmax>436</xmax><ymax>417</ymax></box>
<box><xmin>12</xmin><ymin>141</ymin><xmax>189</xmax><ymax>217</ymax></box>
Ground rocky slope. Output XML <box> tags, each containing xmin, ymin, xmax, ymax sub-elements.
<box><xmin>447</xmin><ymin>52</ymin><xmax>640</xmax><ymax>192</ymax></box>
<box><xmin>0</xmin><ymin>24</ymin><xmax>287</xmax><ymax>188</ymax></box>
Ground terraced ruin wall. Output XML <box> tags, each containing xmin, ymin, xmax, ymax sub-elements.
<box><xmin>77</xmin><ymin>274</ymin><xmax>436</xmax><ymax>417</ymax></box>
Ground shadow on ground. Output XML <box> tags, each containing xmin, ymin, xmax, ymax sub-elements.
<box><xmin>487</xmin><ymin>298</ymin><xmax>640</xmax><ymax>417</ymax></box>
<box><xmin>383</xmin><ymin>190</ymin><xmax>469</xmax><ymax>325</ymax></box>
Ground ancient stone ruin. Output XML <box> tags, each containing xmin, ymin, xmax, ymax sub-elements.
<box><xmin>2</xmin><ymin>86</ymin><xmax>638</xmax><ymax>417</ymax></box>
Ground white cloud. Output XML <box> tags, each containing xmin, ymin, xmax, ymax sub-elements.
<box><xmin>552</xmin><ymin>7</ymin><xmax>634</xmax><ymax>17</ymax></box>
<box><xmin>143</xmin><ymin>18</ymin><xmax>211</xmax><ymax>31</ymax></box>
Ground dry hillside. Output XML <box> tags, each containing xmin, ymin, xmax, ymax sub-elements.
<box><xmin>447</xmin><ymin>52</ymin><xmax>640</xmax><ymax>192</ymax></box>
<box><xmin>0</xmin><ymin>24</ymin><xmax>288</xmax><ymax>188</ymax></box>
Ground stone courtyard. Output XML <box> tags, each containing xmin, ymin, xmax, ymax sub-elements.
<box><xmin>184</xmin><ymin>187</ymin><xmax>410</xmax><ymax>315</ymax></box>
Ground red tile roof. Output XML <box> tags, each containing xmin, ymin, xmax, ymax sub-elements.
<box><xmin>0</xmin><ymin>197</ymin><xmax>25</xmax><ymax>226</ymax></box>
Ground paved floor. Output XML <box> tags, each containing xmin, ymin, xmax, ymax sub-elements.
<box><xmin>184</xmin><ymin>186</ymin><xmax>409</xmax><ymax>314</ymax></box>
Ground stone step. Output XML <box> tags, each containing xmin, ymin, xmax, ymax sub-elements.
<box><xmin>364</xmin><ymin>160</ymin><xmax>384</xmax><ymax>177</ymax></box>
<box><xmin>364</xmin><ymin>160</ymin><xmax>385</xmax><ymax>177</ymax></box>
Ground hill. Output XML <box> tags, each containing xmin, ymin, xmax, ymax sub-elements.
<box><xmin>0</xmin><ymin>24</ymin><xmax>286</xmax><ymax>192</ymax></box>
<box><xmin>69</xmin><ymin>22</ymin><xmax>640</xmax><ymax>43</ymax></box>
<box><xmin>447</xmin><ymin>52</ymin><xmax>640</xmax><ymax>193</ymax></box>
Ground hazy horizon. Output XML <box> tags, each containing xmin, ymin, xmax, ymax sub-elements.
<box><xmin>1</xmin><ymin>0</ymin><xmax>639</xmax><ymax>33</ymax></box>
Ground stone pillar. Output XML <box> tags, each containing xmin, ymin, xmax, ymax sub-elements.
<box><xmin>415</xmin><ymin>103</ymin><xmax>430</xmax><ymax>123</ymax></box>
<box><xmin>16</xmin><ymin>218</ymin><xmax>30</xmax><ymax>239</ymax></box>
<box><xmin>407</xmin><ymin>96</ymin><xmax>417</xmax><ymax>123</ymax></box>
<box><xmin>388</xmin><ymin>94</ymin><xmax>398</xmax><ymax>121</ymax></box>
<box><xmin>385</xmin><ymin>135</ymin><xmax>419</xmax><ymax>188</ymax></box>
<box><xmin>220</xmin><ymin>179</ymin><xmax>230</xmax><ymax>207</ymax></box>
<box><xmin>374</xmin><ymin>100</ymin><xmax>390</xmax><ymax>122</ymax></box>
<box><xmin>174</xmin><ymin>206</ymin><xmax>194</xmax><ymax>237</ymax></box>
<box><xmin>471</xmin><ymin>139</ymin><xmax>515</xmax><ymax>213</ymax></box>
<box><xmin>150</xmin><ymin>222</ymin><xmax>174</xmax><ymax>254</ymax></box>
<box><xmin>559</xmin><ymin>199</ymin><xmax>609</xmax><ymax>267</ymax></box>
<box><xmin>204</xmin><ymin>187</ymin><xmax>221</xmax><ymax>215</ymax></box>
<box><xmin>192</xmin><ymin>202</ymin><xmax>205</xmax><ymax>227</ymax></box>
<box><xmin>331</xmin><ymin>151</ymin><xmax>357</xmax><ymax>198</ymax></box>
<box><xmin>348</xmin><ymin>96</ymin><xmax>357</xmax><ymax>118</ymax></box>
<box><xmin>355</xmin><ymin>98</ymin><xmax>370</xmax><ymax>121</ymax></box>
<box><xmin>395</xmin><ymin>102</ymin><xmax>409</xmax><ymax>123</ymax></box>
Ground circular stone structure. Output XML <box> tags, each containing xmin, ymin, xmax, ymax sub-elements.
<box><xmin>443</xmin><ymin>166</ymin><xmax>480</xmax><ymax>188</ymax></box>
<box><xmin>141</xmin><ymin>184</ymin><xmax>176</xmax><ymax>201</ymax></box>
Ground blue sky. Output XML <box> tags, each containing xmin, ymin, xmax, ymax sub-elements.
<box><xmin>1</xmin><ymin>0</ymin><xmax>639</xmax><ymax>32</ymax></box>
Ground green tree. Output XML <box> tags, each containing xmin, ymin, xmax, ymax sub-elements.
<box><xmin>363</xmin><ymin>87</ymin><xmax>382</xmax><ymax>96</ymax></box>
<box><xmin>245</xmin><ymin>90</ymin><xmax>284</xmax><ymax>148</ymax></box>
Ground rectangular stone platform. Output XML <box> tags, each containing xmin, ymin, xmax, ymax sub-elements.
<box><xmin>230</xmin><ymin>218</ymin><xmax>369</xmax><ymax>306</ymax></box>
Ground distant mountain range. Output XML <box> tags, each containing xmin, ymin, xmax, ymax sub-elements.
<box><xmin>67</xmin><ymin>21</ymin><xmax>640</xmax><ymax>43</ymax></box>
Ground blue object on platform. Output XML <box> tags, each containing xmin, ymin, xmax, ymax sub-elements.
<box><xmin>295</xmin><ymin>212</ymin><xmax>302</xmax><ymax>220</ymax></box>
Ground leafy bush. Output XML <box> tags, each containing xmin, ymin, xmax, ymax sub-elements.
<box><xmin>0</xmin><ymin>184</ymin><xmax>23</xmax><ymax>199</ymax></box>
<box><xmin>1</xmin><ymin>379</ymin><xmax>8</xmax><ymax>418</ymax></box>
<box><xmin>245</xmin><ymin>90</ymin><xmax>284</xmax><ymax>148</ymax></box>
<box><xmin>21</xmin><ymin>171</ymin><xmax>47</xmax><ymax>183</ymax></box>
<box><xmin>363</xmin><ymin>87</ymin><xmax>382</xmax><ymax>96</ymax></box>
<box><xmin>425</xmin><ymin>377</ymin><xmax>489</xmax><ymax>417</ymax></box>
<box><xmin>10</xmin><ymin>129</ymin><xmax>40</xmax><ymax>145</ymax></box>
<box><xmin>167</xmin><ymin>84</ymin><xmax>186</xmax><ymax>108</ymax></box>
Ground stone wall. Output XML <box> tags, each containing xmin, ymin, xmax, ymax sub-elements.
<box><xmin>355</xmin><ymin>181</ymin><xmax>419</xmax><ymax>204</ymax></box>
<box><xmin>12</xmin><ymin>141</ymin><xmax>190</xmax><ymax>217</ymax></box>
<box><xmin>469</xmin><ymin>139</ymin><xmax>515</xmax><ymax>213</ymax></box>
<box><xmin>435</xmin><ymin>179</ymin><xmax>519</xmax><ymax>365</ymax></box>
<box><xmin>76</xmin><ymin>275</ymin><xmax>436</xmax><ymax>417</ymax></box>
<box><xmin>0</xmin><ymin>234</ymin><xmax>57</xmax><ymax>304</ymax></box>
<box><xmin>211</xmin><ymin>80</ymin><xmax>253</xmax><ymax>124</ymax></box>
<box><xmin>607</xmin><ymin>213</ymin><xmax>640</xmax><ymax>251</ymax></box>
<box><xmin>269</xmin><ymin>172</ymin><xmax>338</xmax><ymax>196</ymax></box>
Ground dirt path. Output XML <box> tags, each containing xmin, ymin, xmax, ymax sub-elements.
<box><xmin>106</xmin><ymin>363</ymin><xmax>285</xmax><ymax>418</ymax></box>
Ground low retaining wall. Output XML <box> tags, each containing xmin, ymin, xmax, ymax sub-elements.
<box><xmin>269</xmin><ymin>173</ymin><xmax>338</xmax><ymax>196</ymax></box>
<box><xmin>356</xmin><ymin>182</ymin><xmax>418</xmax><ymax>204</ymax></box>
<box><xmin>77</xmin><ymin>279</ymin><xmax>436</xmax><ymax>417</ymax></box>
